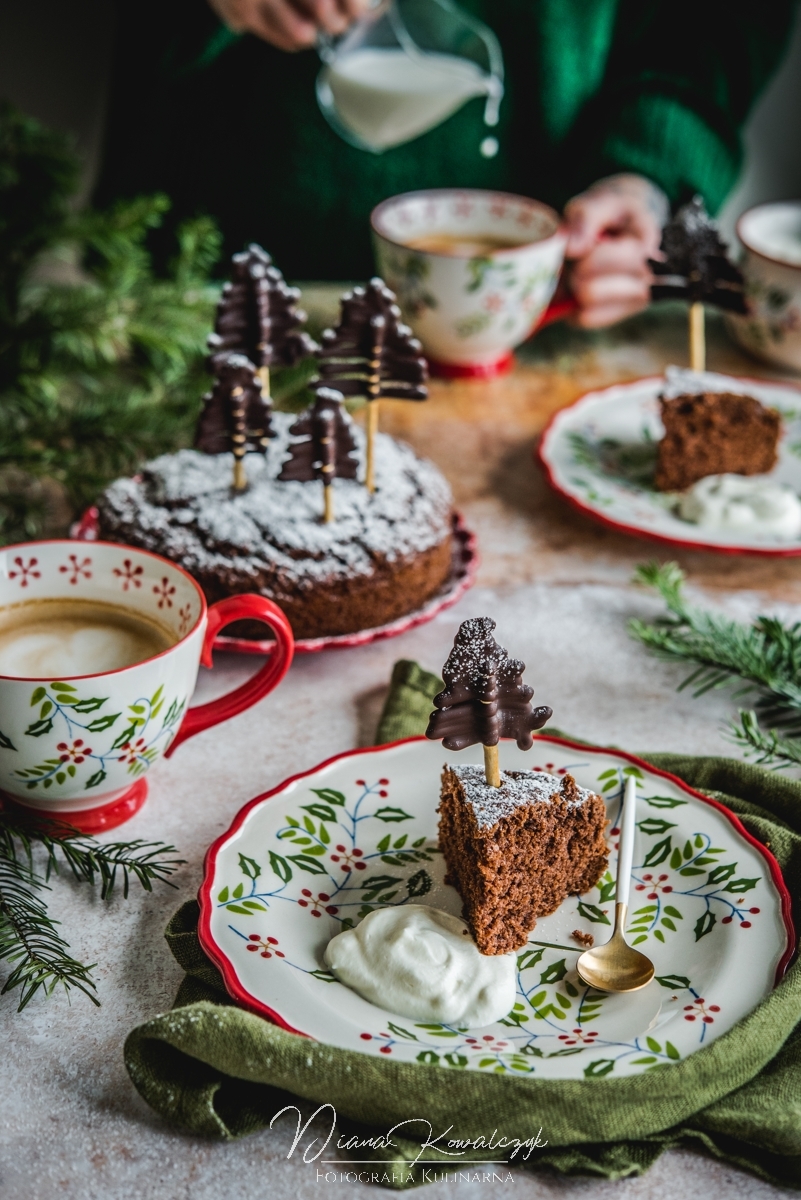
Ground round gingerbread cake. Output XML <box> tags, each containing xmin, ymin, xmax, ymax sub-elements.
<box><xmin>97</xmin><ymin>414</ymin><xmax>455</xmax><ymax>640</ymax></box>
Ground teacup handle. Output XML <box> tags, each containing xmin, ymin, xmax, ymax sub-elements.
<box><xmin>165</xmin><ymin>595</ymin><xmax>294</xmax><ymax>757</ymax></box>
<box><xmin>536</xmin><ymin>295</ymin><xmax>578</xmax><ymax>329</ymax></box>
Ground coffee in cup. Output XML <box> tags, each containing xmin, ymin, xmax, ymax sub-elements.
<box><xmin>0</xmin><ymin>598</ymin><xmax>176</xmax><ymax>678</ymax></box>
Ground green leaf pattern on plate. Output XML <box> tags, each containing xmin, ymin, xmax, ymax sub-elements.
<box><xmin>211</xmin><ymin>764</ymin><xmax>771</xmax><ymax>1076</ymax></box>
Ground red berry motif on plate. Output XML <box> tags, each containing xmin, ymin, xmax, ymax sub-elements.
<box><xmin>635</xmin><ymin>873</ymin><xmax>673</xmax><ymax>898</ymax></box>
<box><xmin>246</xmin><ymin>934</ymin><xmax>285</xmax><ymax>959</ymax></box>
<box><xmin>297</xmin><ymin>889</ymin><xmax>339</xmax><ymax>916</ymax></box>
<box><xmin>556</xmin><ymin>1028</ymin><xmax>599</xmax><ymax>1047</ymax></box>
<box><xmin>465</xmin><ymin>1035</ymin><xmax>509</xmax><ymax>1053</ymax></box>
<box><xmin>113</xmin><ymin>559</ymin><xmax>143</xmax><ymax>590</ymax></box>
<box><xmin>59</xmin><ymin>554</ymin><xmax>92</xmax><ymax>584</ymax></box>
<box><xmin>329</xmin><ymin>845</ymin><xmax>366</xmax><ymax>872</ymax></box>
<box><xmin>9</xmin><ymin>556</ymin><xmax>40</xmax><ymax>586</ymax></box>
<box><xmin>684</xmin><ymin>997</ymin><xmax>720</xmax><ymax>1024</ymax></box>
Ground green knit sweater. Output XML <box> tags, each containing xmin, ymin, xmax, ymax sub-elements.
<box><xmin>95</xmin><ymin>0</ymin><xmax>796</xmax><ymax>278</ymax></box>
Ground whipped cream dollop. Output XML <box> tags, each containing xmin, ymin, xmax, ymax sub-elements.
<box><xmin>324</xmin><ymin>905</ymin><xmax>516</xmax><ymax>1027</ymax></box>
<box><xmin>677</xmin><ymin>474</ymin><xmax>801</xmax><ymax>539</ymax></box>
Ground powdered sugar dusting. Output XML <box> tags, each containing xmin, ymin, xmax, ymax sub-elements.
<box><xmin>98</xmin><ymin>414</ymin><xmax>452</xmax><ymax>585</ymax></box>
<box><xmin>442</xmin><ymin>616</ymin><xmax>514</xmax><ymax>684</ymax></box>
<box><xmin>450</xmin><ymin>764</ymin><xmax>595</xmax><ymax>829</ymax></box>
<box><xmin>661</xmin><ymin>366</ymin><xmax>752</xmax><ymax>400</ymax></box>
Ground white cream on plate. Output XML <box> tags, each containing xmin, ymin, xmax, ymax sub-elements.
<box><xmin>323</xmin><ymin>904</ymin><xmax>516</xmax><ymax>1027</ymax></box>
<box><xmin>677</xmin><ymin>474</ymin><xmax>801</xmax><ymax>539</ymax></box>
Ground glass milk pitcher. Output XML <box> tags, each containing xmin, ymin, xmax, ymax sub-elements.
<box><xmin>316</xmin><ymin>0</ymin><xmax>504</xmax><ymax>154</ymax></box>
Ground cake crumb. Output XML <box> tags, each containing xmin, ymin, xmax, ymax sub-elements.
<box><xmin>571</xmin><ymin>930</ymin><xmax>594</xmax><ymax>948</ymax></box>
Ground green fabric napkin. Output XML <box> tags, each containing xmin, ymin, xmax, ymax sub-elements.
<box><xmin>125</xmin><ymin>661</ymin><xmax>801</xmax><ymax>1189</ymax></box>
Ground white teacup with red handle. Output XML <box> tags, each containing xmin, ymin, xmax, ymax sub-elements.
<box><xmin>0</xmin><ymin>540</ymin><xmax>294</xmax><ymax>832</ymax></box>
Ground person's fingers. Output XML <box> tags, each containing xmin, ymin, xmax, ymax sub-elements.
<box><xmin>210</xmin><ymin>0</ymin><xmax>319</xmax><ymax>48</ymax></box>
<box><xmin>335</xmin><ymin>0</ymin><xmax>370</xmax><ymax>20</ymax></box>
<box><xmin>290</xmin><ymin>0</ymin><xmax>351</xmax><ymax>35</ymax></box>
<box><xmin>569</xmin><ymin>235</ymin><xmax>654</xmax><ymax>281</ymax></box>
<box><xmin>565</xmin><ymin>192</ymin><xmax>661</xmax><ymax>259</ymax></box>
<box><xmin>570</xmin><ymin>272</ymin><xmax>651</xmax><ymax>309</ymax></box>
<box><xmin>573</xmin><ymin>298</ymin><xmax>650</xmax><ymax>329</ymax></box>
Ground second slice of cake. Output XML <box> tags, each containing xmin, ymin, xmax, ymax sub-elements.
<box><xmin>438</xmin><ymin>764</ymin><xmax>608</xmax><ymax>955</ymax></box>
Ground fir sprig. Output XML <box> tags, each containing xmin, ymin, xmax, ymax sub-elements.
<box><xmin>0</xmin><ymin>849</ymin><xmax>99</xmax><ymax>1011</ymax></box>
<box><xmin>630</xmin><ymin>561</ymin><xmax>801</xmax><ymax>768</ymax></box>
<box><xmin>0</xmin><ymin>813</ymin><xmax>184</xmax><ymax>1010</ymax></box>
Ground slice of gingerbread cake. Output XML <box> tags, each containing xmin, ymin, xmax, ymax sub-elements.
<box><xmin>653</xmin><ymin>369</ymin><xmax>782</xmax><ymax>494</ymax></box>
<box><xmin>438</xmin><ymin>765</ymin><xmax>608</xmax><ymax>955</ymax></box>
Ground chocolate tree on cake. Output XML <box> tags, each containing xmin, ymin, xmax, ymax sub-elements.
<box><xmin>426</xmin><ymin>618</ymin><xmax>608</xmax><ymax>955</ymax></box>
<box><xmin>208</xmin><ymin>243</ymin><xmax>316</xmax><ymax>378</ymax></box>
<box><xmin>195</xmin><ymin>353</ymin><xmax>276</xmax><ymax>491</ymax></box>
<box><xmin>316</xmin><ymin>278</ymin><xmax>428</xmax><ymax>493</ymax></box>
<box><xmin>204</xmin><ymin>245</ymin><xmax>316</xmax><ymax>490</ymax></box>
<box><xmin>278</xmin><ymin>387</ymin><xmax>359</xmax><ymax>522</ymax></box>
<box><xmin>649</xmin><ymin>196</ymin><xmax>747</xmax><ymax>370</ymax></box>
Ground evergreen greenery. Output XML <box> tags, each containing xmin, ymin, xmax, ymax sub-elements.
<box><xmin>0</xmin><ymin>101</ymin><xmax>222</xmax><ymax>543</ymax></box>
<box><xmin>631</xmin><ymin>561</ymin><xmax>801</xmax><ymax>769</ymax></box>
<box><xmin>0</xmin><ymin>812</ymin><xmax>182</xmax><ymax>1010</ymax></box>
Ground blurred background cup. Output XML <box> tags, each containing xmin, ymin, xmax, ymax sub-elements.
<box><xmin>727</xmin><ymin>200</ymin><xmax>801</xmax><ymax>372</ymax></box>
<box><xmin>371</xmin><ymin>188</ymin><xmax>567</xmax><ymax>377</ymax></box>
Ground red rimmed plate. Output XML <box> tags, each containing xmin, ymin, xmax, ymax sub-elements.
<box><xmin>537</xmin><ymin>374</ymin><xmax>801</xmax><ymax>555</ymax></box>
<box><xmin>197</xmin><ymin>735</ymin><xmax>794</xmax><ymax>1078</ymax></box>
<box><xmin>72</xmin><ymin>509</ymin><xmax>478</xmax><ymax>655</ymax></box>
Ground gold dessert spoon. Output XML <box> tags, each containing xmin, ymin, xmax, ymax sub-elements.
<box><xmin>577</xmin><ymin>775</ymin><xmax>655</xmax><ymax>993</ymax></box>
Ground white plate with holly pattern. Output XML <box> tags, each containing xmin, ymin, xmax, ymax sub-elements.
<box><xmin>537</xmin><ymin>374</ymin><xmax>801</xmax><ymax>556</ymax></box>
<box><xmin>198</xmin><ymin>735</ymin><xmax>793</xmax><ymax>1079</ymax></box>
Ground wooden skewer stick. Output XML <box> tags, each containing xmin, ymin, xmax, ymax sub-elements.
<box><xmin>323</xmin><ymin>484</ymin><xmax>334</xmax><ymax>524</ymax></box>
<box><xmin>483</xmin><ymin>743</ymin><xmax>501</xmax><ymax>788</ymax></box>
<box><xmin>364</xmin><ymin>318</ymin><xmax>385</xmax><ymax>494</ymax></box>
<box><xmin>258</xmin><ymin>365</ymin><xmax>270</xmax><ymax>399</ymax></box>
<box><xmin>689</xmin><ymin>301</ymin><xmax>705</xmax><ymax>371</ymax></box>
<box><xmin>231</xmin><ymin>385</ymin><xmax>248</xmax><ymax>492</ymax></box>
<box><xmin>365</xmin><ymin>400</ymin><xmax>379</xmax><ymax>494</ymax></box>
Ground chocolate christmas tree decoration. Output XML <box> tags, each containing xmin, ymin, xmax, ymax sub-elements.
<box><xmin>207</xmin><ymin>244</ymin><xmax>316</xmax><ymax>376</ymax></box>
<box><xmin>195</xmin><ymin>353</ymin><xmax>275</xmax><ymax>492</ymax></box>
<box><xmin>206</xmin><ymin>245</ymin><xmax>316</xmax><ymax>490</ymax></box>
<box><xmin>316</xmin><ymin>278</ymin><xmax>428</xmax><ymax>493</ymax></box>
<box><xmin>649</xmin><ymin>196</ymin><xmax>747</xmax><ymax>371</ymax></box>
<box><xmin>426</xmin><ymin>617</ymin><xmax>552</xmax><ymax>787</ymax></box>
<box><xmin>278</xmin><ymin>387</ymin><xmax>358</xmax><ymax>522</ymax></box>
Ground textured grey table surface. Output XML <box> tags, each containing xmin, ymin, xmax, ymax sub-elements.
<box><xmin>2</xmin><ymin>309</ymin><xmax>799</xmax><ymax>1199</ymax></box>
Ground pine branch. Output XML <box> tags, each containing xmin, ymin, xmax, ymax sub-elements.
<box><xmin>631</xmin><ymin>561</ymin><xmax>801</xmax><ymax>769</ymax></box>
<box><xmin>0</xmin><ymin>815</ymin><xmax>184</xmax><ymax>1009</ymax></box>
<box><xmin>0</xmin><ymin>851</ymin><xmax>99</xmax><ymax>1011</ymax></box>
<box><xmin>0</xmin><ymin>816</ymin><xmax>184</xmax><ymax>899</ymax></box>
<box><xmin>727</xmin><ymin>710</ymin><xmax>801</xmax><ymax>770</ymax></box>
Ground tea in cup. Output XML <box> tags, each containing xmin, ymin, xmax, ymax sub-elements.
<box><xmin>0</xmin><ymin>540</ymin><xmax>294</xmax><ymax>830</ymax></box>
<box><xmin>371</xmin><ymin>188</ymin><xmax>567</xmax><ymax>375</ymax></box>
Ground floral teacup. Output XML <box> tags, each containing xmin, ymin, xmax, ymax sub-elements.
<box><xmin>0</xmin><ymin>541</ymin><xmax>294</xmax><ymax>830</ymax></box>
<box><xmin>371</xmin><ymin>188</ymin><xmax>567</xmax><ymax>376</ymax></box>
<box><xmin>727</xmin><ymin>201</ymin><xmax>801</xmax><ymax>373</ymax></box>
